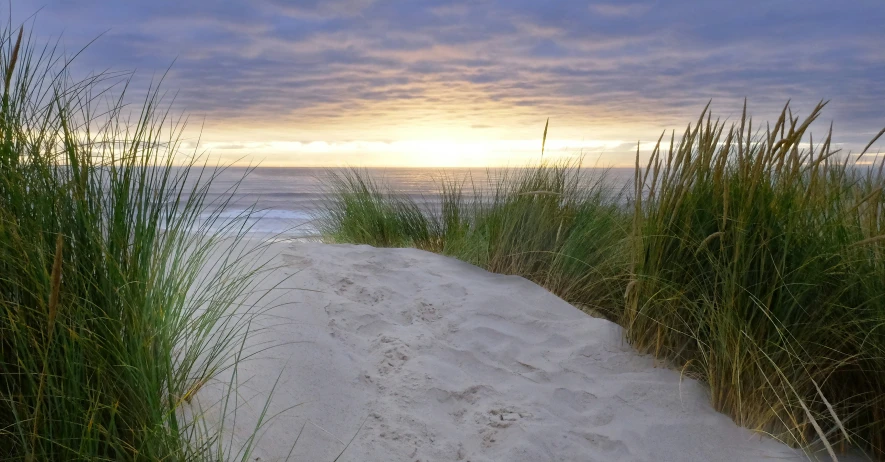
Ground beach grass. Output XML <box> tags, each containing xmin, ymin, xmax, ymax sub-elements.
<box><xmin>0</xmin><ymin>24</ymin><xmax>272</xmax><ymax>460</ymax></box>
<box><xmin>628</xmin><ymin>101</ymin><xmax>885</xmax><ymax>458</ymax></box>
<box><xmin>320</xmin><ymin>168</ymin><xmax>438</xmax><ymax>249</ymax></box>
<box><xmin>319</xmin><ymin>161</ymin><xmax>631</xmax><ymax>317</ymax></box>
<box><xmin>318</xmin><ymin>102</ymin><xmax>885</xmax><ymax>459</ymax></box>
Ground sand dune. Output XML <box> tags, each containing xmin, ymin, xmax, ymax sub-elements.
<box><xmin>195</xmin><ymin>241</ymin><xmax>853</xmax><ymax>462</ymax></box>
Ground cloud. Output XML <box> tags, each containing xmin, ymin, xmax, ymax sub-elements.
<box><xmin>588</xmin><ymin>2</ymin><xmax>654</xmax><ymax>17</ymax></box>
<box><xmin>264</xmin><ymin>0</ymin><xmax>377</xmax><ymax>19</ymax></box>
<box><xmin>8</xmin><ymin>0</ymin><xmax>885</xmax><ymax>165</ymax></box>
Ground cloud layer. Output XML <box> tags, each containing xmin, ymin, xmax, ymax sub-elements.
<box><xmin>10</xmin><ymin>0</ymin><xmax>885</xmax><ymax>165</ymax></box>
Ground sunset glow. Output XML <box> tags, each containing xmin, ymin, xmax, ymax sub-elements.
<box><xmin>12</xmin><ymin>0</ymin><xmax>884</xmax><ymax>167</ymax></box>
<box><xmin>195</xmin><ymin>137</ymin><xmax>636</xmax><ymax>167</ymax></box>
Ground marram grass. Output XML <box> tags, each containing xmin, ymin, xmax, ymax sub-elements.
<box><xmin>0</xmin><ymin>24</ymin><xmax>274</xmax><ymax>460</ymax></box>
<box><xmin>628</xmin><ymin>101</ymin><xmax>885</xmax><ymax>459</ymax></box>
<box><xmin>319</xmin><ymin>103</ymin><xmax>885</xmax><ymax>459</ymax></box>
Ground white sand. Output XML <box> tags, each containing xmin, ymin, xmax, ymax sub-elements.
<box><xmin>196</xmin><ymin>241</ymin><xmax>852</xmax><ymax>462</ymax></box>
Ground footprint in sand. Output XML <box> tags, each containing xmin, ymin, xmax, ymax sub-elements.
<box><xmin>334</xmin><ymin>276</ymin><xmax>392</xmax><ymax>306</ymax></box>
<box><xmin>373</xmin><ymin>335</ymin><xmax>411</xmax><ymax>376</ymax></box>
<box><xmin>486</xmin><ymin>406</ymin><xmax>532</xmax><ymax>429</ymax></box>
<box><xmin>416</xmin><ymin>301</ymin><xmax>442</xmax><ymax>322</ymax></box>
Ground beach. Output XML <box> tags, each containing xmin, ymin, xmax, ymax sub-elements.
<box><xmin>194</xmin><ymin>239</ymin><xmax>855</xmax><ymax>461</ymax></box>
<box><xmin>4</xmin><ymin>5</ymin><xmax>883</xmax><ymax>460</ymax></box>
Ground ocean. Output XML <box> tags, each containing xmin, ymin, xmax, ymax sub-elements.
<box><xmin>194</xmin><ymin>167</ymin><xmax>635</xmax><ymax>240</ymax></box>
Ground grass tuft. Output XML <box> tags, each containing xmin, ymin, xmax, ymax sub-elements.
<box><xmin>628</xmin><ymin>100</ymin><xmax>885</xmax><ymax>458</ymax></box>
<box><xmin>0</xmin><ymin>21</ymin><xmax>272</xmax><ymax>461</ymax></box>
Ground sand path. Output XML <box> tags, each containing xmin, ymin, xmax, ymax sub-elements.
<box><xmin>197</xmin><ymin>241</ymin><xmax>849</xmax><ymax>462</ymax></box>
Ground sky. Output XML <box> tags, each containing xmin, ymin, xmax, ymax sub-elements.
<box><xmin>8</xmin><ymin>0</ymin><xmax>885</xmax><ymax>167</ymax></box>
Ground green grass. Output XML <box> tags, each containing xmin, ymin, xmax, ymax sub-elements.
<box><xmin>628</xmin><ymin>101</ymin><xmax>885</xmax><ymax>459</ymax></box>
<box><xmin>318</xmin><ymin>161</ymin><xmax>631</xmax><ymax>317</ymax></box>
<box><xmin>0</xmin><ymin>24</ymin><xmax>274</xmax><ymax>460</ymax></box>
<box><xmin>318</xmin><ymin>102</ymin><xmax>885</xmax><ymax>459</ymax></box>
<box><xmin>320</xmin><ymin>168</ymin><xmax>437</xmax><ymax>249</ymax></box>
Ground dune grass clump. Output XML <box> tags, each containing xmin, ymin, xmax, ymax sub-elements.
<box><xmin>319</xmin><ymin>161</ymin><xmax>631</xmax><ymax>317</ymax></box>
<box><xmin>320</xmin><ymin>168</ymin><xmax>437</xmax><ymax>249</ymax></box>
<box><xmin>436</xmin><ymin>163</ymin><xmax>630</xmax><ymax>317</ymax></box>
<box><xmin>626</xmin><ymin>101</ymin><xmax>885</xmax><ymax>458</ymax></box>
<box><xmin>0</xmin><ymin>25</ymin><xmax>268</xmax><ymax>460</ymax></box>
